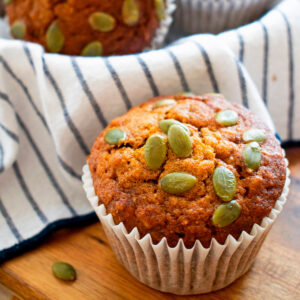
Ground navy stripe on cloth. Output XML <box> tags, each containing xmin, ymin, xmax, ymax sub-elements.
<box><xmin>0</xmin><ymin>91</ymin><xmax>12</xmax><ymax>107</ymax></box>
<box><xmin>0</xmin><ymin>123</ymin><xmax>19</xmax><ymax>143</ymax></box>
<box><xmin>57</xmin><ymin>156</ymin><xmax>81</xmax><ymax>180</ymax></box>
<box><xmin>235</xmin><ymin>59</ymin><xmax>249</xmax><ymax>108</ymax></box>
<box><xmin>0</xmin><ymin>142</ymin><xmax>3</xmax><ymax>173</ymax></box>
<box><xmin>104</xmin><ymin>58</ymin><xmax>132</xmax><ymax>110</ymax></box>
<box><xmin>136</xmin><ymin>55</ymin><xmax>159</xmax><ymax>97</ymax></box>
<box><xmin>193</xmin><ymin>42</ymin><xmax>220</xmax><ymax>93</ymax></box>
<box><xmin>278</xmin><ymin>10</ymin><xmax>295</xmax><ymax>140</ymax></box>
<box><xmin>236</xmin><ymin>30</ymin><xmax>245</xmax><ymax>62</ymax></box>
<box><xmin>260</xmin><ymin>21</ymin><xmax>269</xmax><ymax>105</ymax></box>
<box><xmin>71</xmin><ymin>57</ymin><xmax>107</xmax><ymax>128</ymax></box>
<box><xmin>16</xmin><ymin>113</ymin><xmax>77</xmax><ymax>216</ymax></box>
<box><xmin>166</xmin><ymin>49</ymin><xmax>190</xmax><ymax>91</ymax></box>
<box><xmin>0</xmin><ymin>56</ymin><xmax>49</xmax><ymax>131</ymax></box>
<box><xmin>0</xmin><ymin>92</ymin><xmax>81</xmax><ymax>181</ymax></box>
<box><xmin>0</xmin><ymin>198</ymin><xmax>23</xmax><ymax>242</ymax></box>
<box><xmin>13</xmin><ymin>162</ymin><xmax>48</xmax><ymax>223</ymax></box>
<box><xmin>57</xmin><ymin>156</ymin><xmax>81</xmax><ymax>181</ymax></box>
<box><xmin>23</xmin><ymin>43</ymin><xmax>36</xmax><ymax>73</ymax></box>
<box><xmin>42</xmin><ymin>57</ymin><xmax>90</xmax><ymax>156</ymax></box>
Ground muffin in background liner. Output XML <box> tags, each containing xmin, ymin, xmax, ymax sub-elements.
<box><xmin>170</xmin><ymin>0</ymin><xmax>279</xmax><ymax>38</ymax></box>
<box><xmin>82</xmin><ymin>156</ymin><xmax>290</xmax><ymax>295</ymax></box>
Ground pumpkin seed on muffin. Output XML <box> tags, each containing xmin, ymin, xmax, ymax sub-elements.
<box><xmin>154</xmin><ymin>99</ymin><xmax>176</xmax><ymax>108</ymax></box>
<box><xmin>243</xmin><ymin>128</ymin><xmax>266</xmax><ymax>143</ymax></box>
<box><xmin>215</xmin><ymin>110</ymin><xmax>238</xmax><ymax>126</ymax></box>
<box><xmin>243</xmin><ymin>142</ymin><xmax>261</xmax><ymax>170</ymax></box>
<box><xmin>168</xmin><ymin>124</ymin><xmax>193</xmax><ymax>158</ymax></box>
<box><xmin>204</xmin><ymin>93</ymin><xmax>224</xmax><ymax>98</ymax></box>
<box><xmin>144</xmin><ymin>134</ymin><xmax>167</xmax><ymax>170</ymax></box>
<box><xmin>11</xmin><ymin>20</ymin><xmax>26</xmax><ymax>39</ymax></box>
<box><xmin>212</xmin><ymin>200</ymin><xmax>241</xmax><ymax>227</ymax></box>
<box><xmin>213</xmin><ymin>166</ymin><xmax>236</xmax><ymax>202</ymax></box>
<box><xmin>160</xmin><ymin>172</ymin><xmax>197</xmax><ymax>195</ymax></box>
<box><xmin>46</xmin><ymin>21</ymin><xmax>65</xmax><ymax>53</ymax></box>
<box><xmin>88</xmin><ymin>12</ymin><xmax>116</xmax><ymax>32</ymax></box>
<box><xmin>122</xmin><ymin>0</ymin><xmax>140</xmax><ymax>26</ymax></box>
<box><xmin>154</xmin><ymin>0</ymin><xmax>165</xmax><ymax>21</ymax></box>
<box><xmin>81</xmin><ymin>41</ymin><xmax>103</xmax><ymax>57</ymax></box>
<box><xmin>159</xmin><ymin>119</ymin><xmax>189</xmax><ymax>134</ymax></box>
<box><xmin>105</xmin><ymin>129</ymin><xmax>126</xmax><ymax>145</ymax></box>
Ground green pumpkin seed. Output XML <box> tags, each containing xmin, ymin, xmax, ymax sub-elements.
<box><xmin>159</xmin><ymin>119</ymin><xmax>189</xmax><ymax>134</ymax></box>
<box><xmin>46</xmin><ymin>22</ymin><xmax>65</xmax><ymax>53</ymax></box>
<box><xmin>160</xmin><ymin>172</ymin><xmax>197</xmax><ymax>195</ymax></box>
<box><xmin>154</xmin><ymin>0</ymin><xmax>166</xmax><ymax>21</ymax></box>
<box><xmin>144</xmin><ymin>134</ymin><xmax>167</xmax><ymax>170</ymax></box>
<box><xmin>243</xmin><ymin>128</ymin><xmax>266</xmax><ymax>144</ymax></box>
<box><xmin>213</xmin><ymin>166</ymin><xmax>236</xmax><ymax>202</ymax></box>
<box><xmin>81</xmin><ymin>41</ymin><xmax>103</xmax><ymax>57</ymax></box>
<box><xmin>52</xmin><ymin>262</ymin><xmax>76</xmax><ymax>281</ymax></box>
<box><xmin>168</xmin><ymin>124</ymin><xmax>193</xmax><ymax>158</ymax></box>
<box><xmin>4</xmin><ymin>0</ymin><xmax>13</xmax><ymax>4</ymax></box>
<box><xmin>122</xmin><ymin>0</ymin><xmax>140</xmax><ymax>26</ymax></box>
<box><xmin>212</xmin><ymin>200</ymin><xmax>241</xmax><ymax>227</ymax></box>
<box><xmin>204</xmin><ymin>93</ymin><xmax>224</xmax><ymax>97</ymax></box>
<box><xmin>215</xmin><ymin>110</ymin><xmax>238</xmax><ymax>126</ymax></box>
<box><xmin>243</xmin><ymin>142</ymin><xmax>261</xmax><ymax>170</ymax></box>
<box><xmin>154</xmin><ymin>99</ymin><xmax>176</xmax><ymax>108</ymax></box>
<box><xmin>88</xmin><ymin>12</ymin><xmax>116</xmax><ymax>32</ymax></box>
<box><xmin>105</xmin><ymin>129</ymin><xmax>126</xmax><ymax>145</ymax></box>
<box><xmin>11</xmin><ymin>21</ymin><xmax>26</xmax><ymax>39</ymax></box>
<box><xmin>176</xmin><ymin>91</ymin><xmax>195</xmax><ymax>96</ymax></box>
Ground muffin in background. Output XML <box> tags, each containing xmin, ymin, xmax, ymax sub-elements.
<box><xmin>83</xmin><ymin>93</ymin><xmax>289</xmax><ymax>294</ymax></box>
<box><xmin>5</xmin><ymin>0</ymin><xmax>174</xmax><ymax>56</ymax></box>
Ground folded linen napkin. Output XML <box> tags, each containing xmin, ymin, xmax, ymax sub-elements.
<box><xmin>0</xmin><ymin>0</ymin><xmax>299</xmax><ymax>262</ymax></box>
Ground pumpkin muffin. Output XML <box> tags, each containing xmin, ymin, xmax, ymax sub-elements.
<box><xmin>88</xmin><ymin>94</ymin><xmax>286</xmax><ymax>248</ymax></box>
<box><xmin>5</xmin><ymin>0</ymin><xmax>168</xmax><ymax>56</ymax></box>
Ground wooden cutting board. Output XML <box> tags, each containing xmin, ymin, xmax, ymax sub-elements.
<box><xmin>0</xmin><ymin>148</ymin><xmax>300</xmax><ymax>300</ymax></box>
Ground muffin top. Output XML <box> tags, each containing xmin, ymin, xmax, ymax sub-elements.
<box><xmin>88</xmin><ymin>94</ymin><xmax>286</xmax><ymax>248</ymax></box>
<box><xmin>6</xmin><ymin>0</ymin><xmax>165</xmax><ymax>56</ymax></box>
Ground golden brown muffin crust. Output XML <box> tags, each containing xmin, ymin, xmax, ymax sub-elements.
<box><xmin>88</xmin><ymin>94</ymin><xmax>286</xmax><ymax>248</ymax></box>
<box><xmin>6</xmin><ymin>0</ymin><xmax>161</xmax><ymax>56</ymax></box>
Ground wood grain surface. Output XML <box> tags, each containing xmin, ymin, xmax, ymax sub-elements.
<box><xmin>0</xmin><ymin>148</ymin><xmax>299</xmax><ymax>300</ymax></box>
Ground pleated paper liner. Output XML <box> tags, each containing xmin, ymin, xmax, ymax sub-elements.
<box><xmin>82</xmin><ymin>158</ymin><xmax>290</xmax><ymax>295</ymax></box>
<box><xmin>170</xmin><ymin>0</ymin><xmax>279</xmax><ymax>37</ymax></box>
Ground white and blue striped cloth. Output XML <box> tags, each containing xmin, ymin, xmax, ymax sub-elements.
<box><xmin>0</xmin><ymin>0</ymin><xmax>299</xmax><ymax>261</ymax></box>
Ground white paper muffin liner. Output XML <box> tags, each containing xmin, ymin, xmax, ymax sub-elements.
<box><xmin>170</xmin><ymin>0</ymin><xmax>279</xmax><ymax>36</ymax></box>
<box><xmin>82</xmin><ymin>158</ymin><xmax>290</xmax><ymax>295</ymax></box>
